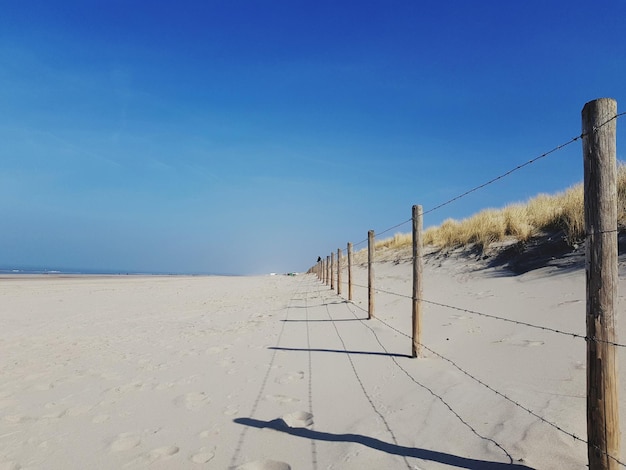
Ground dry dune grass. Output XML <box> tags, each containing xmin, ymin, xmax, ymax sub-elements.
<box><xmin>375</xmin><ymin>163</ymin><xmax>626</xmax><ymax>253</ymax></box>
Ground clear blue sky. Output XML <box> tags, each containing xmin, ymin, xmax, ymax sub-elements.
<box><xmin>1</xmin><ymin>1</ymin><xmax>625</xmax><ymax>274</ymax></box>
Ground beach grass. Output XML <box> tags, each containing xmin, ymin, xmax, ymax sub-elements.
<box><xmin>375</xmin><ymin>163</ymin><xmax>626</xmax><ymax>252</ymax></box>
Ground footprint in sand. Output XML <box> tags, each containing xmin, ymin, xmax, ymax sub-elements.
<box><xmin>114</xmin><ymin>380</ymin><xmax>151</xmax><ymax>393</ymax></box>
<box><xmin>31</xmin><ymin>382</ymin><xmax>54</xmax><ymax>391</ymax></box>
<box><xmin>190</xmin><ymin>448</ymin><xmax>215</xmax><ymax>464</ymax></box>
<box><xmin>109</xmin><ymin>433</ymin><xmax>141</xmax><ymax>452</ymax></box>
<box><xmin>42</xmin><ymin>409</ymin><xmax>66</xmax><ymax>419</ymax></box>
<box><xmin>154</xmin><ymin>382</ymin><xmax>175</xmax><ymax>391</ymax></box>
<box><xmin>265</xmin><ymin>395</ymin><xmax>300</xmax><ymax>405</ymax></box>
<box><xmin>198</xmin><ymin>430</ymin><xmax>218</xmax><ymax>439</ymax></box>
<box><xmin>147</xmin><ymin>446</ymin><xmax>179</xmax><ymax>459</ymax></box>
<box><xmin>0</xmin><ymin>460</ymin><xmax>21</xmax><ymax>470</ymax></box>
<box><xmin>92</xmin><ymin>414</ymin><xmax>110</xmax><ymax>424</ymax></box>
<box><xmin>178</xmin><ymin>349</ymin><xmax>200</xmax><ymax>358</ymax></box>
<box><xmin>125</xmin><ymin>446</ymin><xmax>179</xmax><ymax>466</ymax></box>
<box><xmin>280</xmin><ymin>411</ymin><xmax>313</xmax><ymax>428</ymax></box>
<box><xmin>474</xmin><ymin>290</ymin><xmax>494</xmax><ymax>299</ymax></box>
<box><xmin>67</xmin><ymin>404</ymin><xmax>92</xmax><ymax>416</ymax></box>
<box><xmin>4</xmin><ymin>415</ymin><xmax>30</xmax><ymax>424</ymax></box>
<box><xmin>173</xmin><ymin>392</ymin><xmax>209</xmax><ymax>410</ymax></box>
<box><xmin>223</xmin><ymin>405</ymin><xmax>239</xmax><ymax>416</ymax></box>
<box><xmin>207</xmin><ymin>345</ymin><xmax>230</xmax><ymax>355</ymax></box>
<box><xmin>236</xmin><ymin>460</ymin><xmax>291</xmax><ymax>470</ymax></box>
<box><xmin>218</xmin><ymin>357</ymin><xmax>235</xmax><ymax>368</ymax></box>
<box><xmin>275</xmin><ymin>371</ymin><xmax>304</xmax><ymax>385</ymax></box>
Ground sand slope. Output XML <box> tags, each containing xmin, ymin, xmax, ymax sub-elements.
<box><xmin>0</xmin><ymin>262</ymin><xmax>624</xmax><ymax>469</ymax></box>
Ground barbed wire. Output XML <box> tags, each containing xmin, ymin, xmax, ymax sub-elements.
<box><xmin>314</xmin><ymin>274</ymin><xmax>626</xmax><ymax>467</ymax></box>
<box><xmin>419</xmin><ymin>298</ymin><xmax>626</xmax><ymax>348</ymax></box>
<box><xmin>348</xmin><ymin>281</ymin><xmax>626</xmax><ymax>348</ymax></box>
<box><xmin>320</xmin><ymin>283</ymin><xmax>413</xmax><ymax>470</ymax></box>
<box><xmin>376</xmin><ymin>219</ymin><xmax>413</xmax><ymax>238</ymax></box>
<box><xmin>314</xmin><ymin>226</ymin><xmax>623</xmax><ymax>274</ymax></box>
<box><xmin>322</xmin><ymin>280</ymin><xmax>617</xmax><ymax>466</ymax></box>
<box><xmin>313</xmin><ymin>112</ymin><xmax>624</xmax><ymax>263</ymax></box>
<box><xmin>417</xmin><ymin>342</ymin><xmax>626</xmax><ymax>468</ymax></box>
<box><xmin>421</xmin><ymin>134</ymin><xmax>583</xmax><ymax>217</ymax></box>
<box><xmin>340</xmin><ymin>300</ymin><xmax>517</xmax><ymax>463</ymax></box>
<box><xmin>593</xmin><ymin>111</ymin><xmax>626</xmax><ymax>131</ymax></box>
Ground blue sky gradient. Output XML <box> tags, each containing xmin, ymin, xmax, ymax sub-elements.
<box><xmin>1</xmin><ymin>1</ymin><xmax>625</xmax><ymax>274</ymax></box>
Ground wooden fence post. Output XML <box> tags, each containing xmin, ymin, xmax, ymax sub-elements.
<box><xmin>337</xmin><ymin>248</ymin><xmax>342</xmax><ymax>295</ymax></box>
<box><xmin>583</xmin><ymin>97</ymin><xmax>620</xmax><ymax>470</ymax></box>
<box><xmin>347</xmin><ymin>242</ymin><xmax>353</xmax><ymax>301</ymax></box>
<box><xmin>326</xmin><ymin>256</ymin><xmax>330</xmax><ymax>286</ymax></box>
<box><xmin>412</xmin><ymin>205</ymin><xmax>423</xmax><ymax>358</ymax></box>
<box><xmin>368</xmin><ymin>230</ymin><xmax>375</xmax><ymax>319</ymax></box>
<box><xmin>330</xmin><ymin>252</ymin><xmax>335</xmax><ymax>291</ymax></box>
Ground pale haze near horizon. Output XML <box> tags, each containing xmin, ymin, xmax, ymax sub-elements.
<box><xmin>1</xmin><ymin>1</ymin><xmax>625</xmax><ymax>275</ymax></box>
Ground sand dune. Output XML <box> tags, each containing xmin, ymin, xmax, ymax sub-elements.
<box><xmin>0</xmin><ymin>260</ymin><xmax>623</xmax><ymax>469</ymax></box>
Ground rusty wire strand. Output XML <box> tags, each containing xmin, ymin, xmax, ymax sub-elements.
<box><xmin>349</xmin><ymin>282</ymin><xmax>626</xmax><ymax>348</ymax></box>
<box><xmin>328</xmin><ymin>112</ymin><xmax>624</xmax><ymax>257</ymax></box>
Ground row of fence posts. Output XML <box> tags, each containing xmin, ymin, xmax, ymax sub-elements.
<box><xmin>306</xmin><ymin>98</ymin><xmax>620</xmax><ymax>470</ymax></box>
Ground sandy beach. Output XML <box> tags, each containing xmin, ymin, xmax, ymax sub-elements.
<box><xmin>1</xmin><ymin>258</ymin><xmax>625</xmax><ymax>469</ymax></box>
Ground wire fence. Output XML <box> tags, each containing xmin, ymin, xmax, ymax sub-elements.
<box><xmin>348</xmin><ymin>281</ymin><xmax>626</xmax><ymax>348</ymax></box>
<box><xmin>308</xmin><ymin>101</ymin><xmax>625</xmax><ymax>468</ymax></box>
<box><xmin>344</xmin><ymin>110</ymin><xmax>626</xmax><ymax>252</ymax></box>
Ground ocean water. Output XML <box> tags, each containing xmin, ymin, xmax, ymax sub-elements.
<box><xmin>0</xmin><ymin>266</ymin><xmax>237</xmax><ymax>276</ymax></box>
<box><xmin>0</xmin><ymin>266</ymin><xmax>193</xmax><ymax>276</ymax></box>
<box><xmin>1</xmin><ymin>267</ymin><xmax>138</xmax><ymax>275</ymax></box>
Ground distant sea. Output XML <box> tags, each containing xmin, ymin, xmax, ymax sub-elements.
<box><xmin>0</xmin><ymin>266</ymin><xmax>219</xmax><ymax>276</ymax></box>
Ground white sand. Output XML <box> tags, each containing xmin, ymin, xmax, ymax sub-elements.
<box><xmin>0</xmin><ymin>261</ymin><xmax>624</xmax><ymax>469</ymax></box>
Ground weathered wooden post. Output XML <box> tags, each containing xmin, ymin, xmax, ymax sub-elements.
<box><xmin>412</xmin><ymin>205</ymin><xmax>423</xmax><ymax>358</ymax></box>
<box><xmin>337</xmin><ymin>248</ymin><xmax>342</xmax><ymax>295</ymax></box>
<box><xmin>347</xmin><ymin>242</ymin><xmax>353</xmax><ymax>301</ymax></box>
<box><xmin>368</xmin><ymin>230</ymin><xmax>375</xmax><ymax>319</ymax></box>
<box><xmin>326</xmin><ymin>255</ymin><xmax>330</xmax><ymax>286</ymax></box>
<box><xmin>583</xmin><ymin>98</ymin><xmax>620</xmax><ymax>470</ymax></box>
<box><xmin>330</xmin><ymin>252</ymin><xmax>335</xmax><ymax>291</ymax></box>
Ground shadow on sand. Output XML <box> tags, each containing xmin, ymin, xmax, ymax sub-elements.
<box><xmin>233</xmin><ymin>417</ymin><xmax>534</xmax><ymax>470</ymax></box>
<box><xmin>268</xmin><ymin>346</ymin><xmax>412</xmax><ymax>358</ymax></box>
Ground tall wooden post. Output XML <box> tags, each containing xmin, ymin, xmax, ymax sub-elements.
<box><xmin>412</xmin><ymin>205</ymin><xmax>423</xmax><ymax>358</ymax></box>
<box><xmin>583</xmin><ymin>98</ymin><xmax>620</xmax><ymax>470</ymax></box>
<box><xmin>337</xmin><ymin>248</ymin><xmax>342</xmax><ymax>295</ymax></box>
<box><xmin>326</xmin><ymin>256</ymin><xmax>330</xmax><ymax>286</ymax></box>
<box><xmin>330</xmin><ymin>252</ymin><xmax>335</xmax><ymax>291</ymax></box>
<box><xmin>368</xmin><ymin>230</ymin><xmax>375</xmax><ymax>319</ymax></box>
<box><xmin>347</xmin><ymin>242</ymin><xmax>353</xmax><ymax>301</ymax></box>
